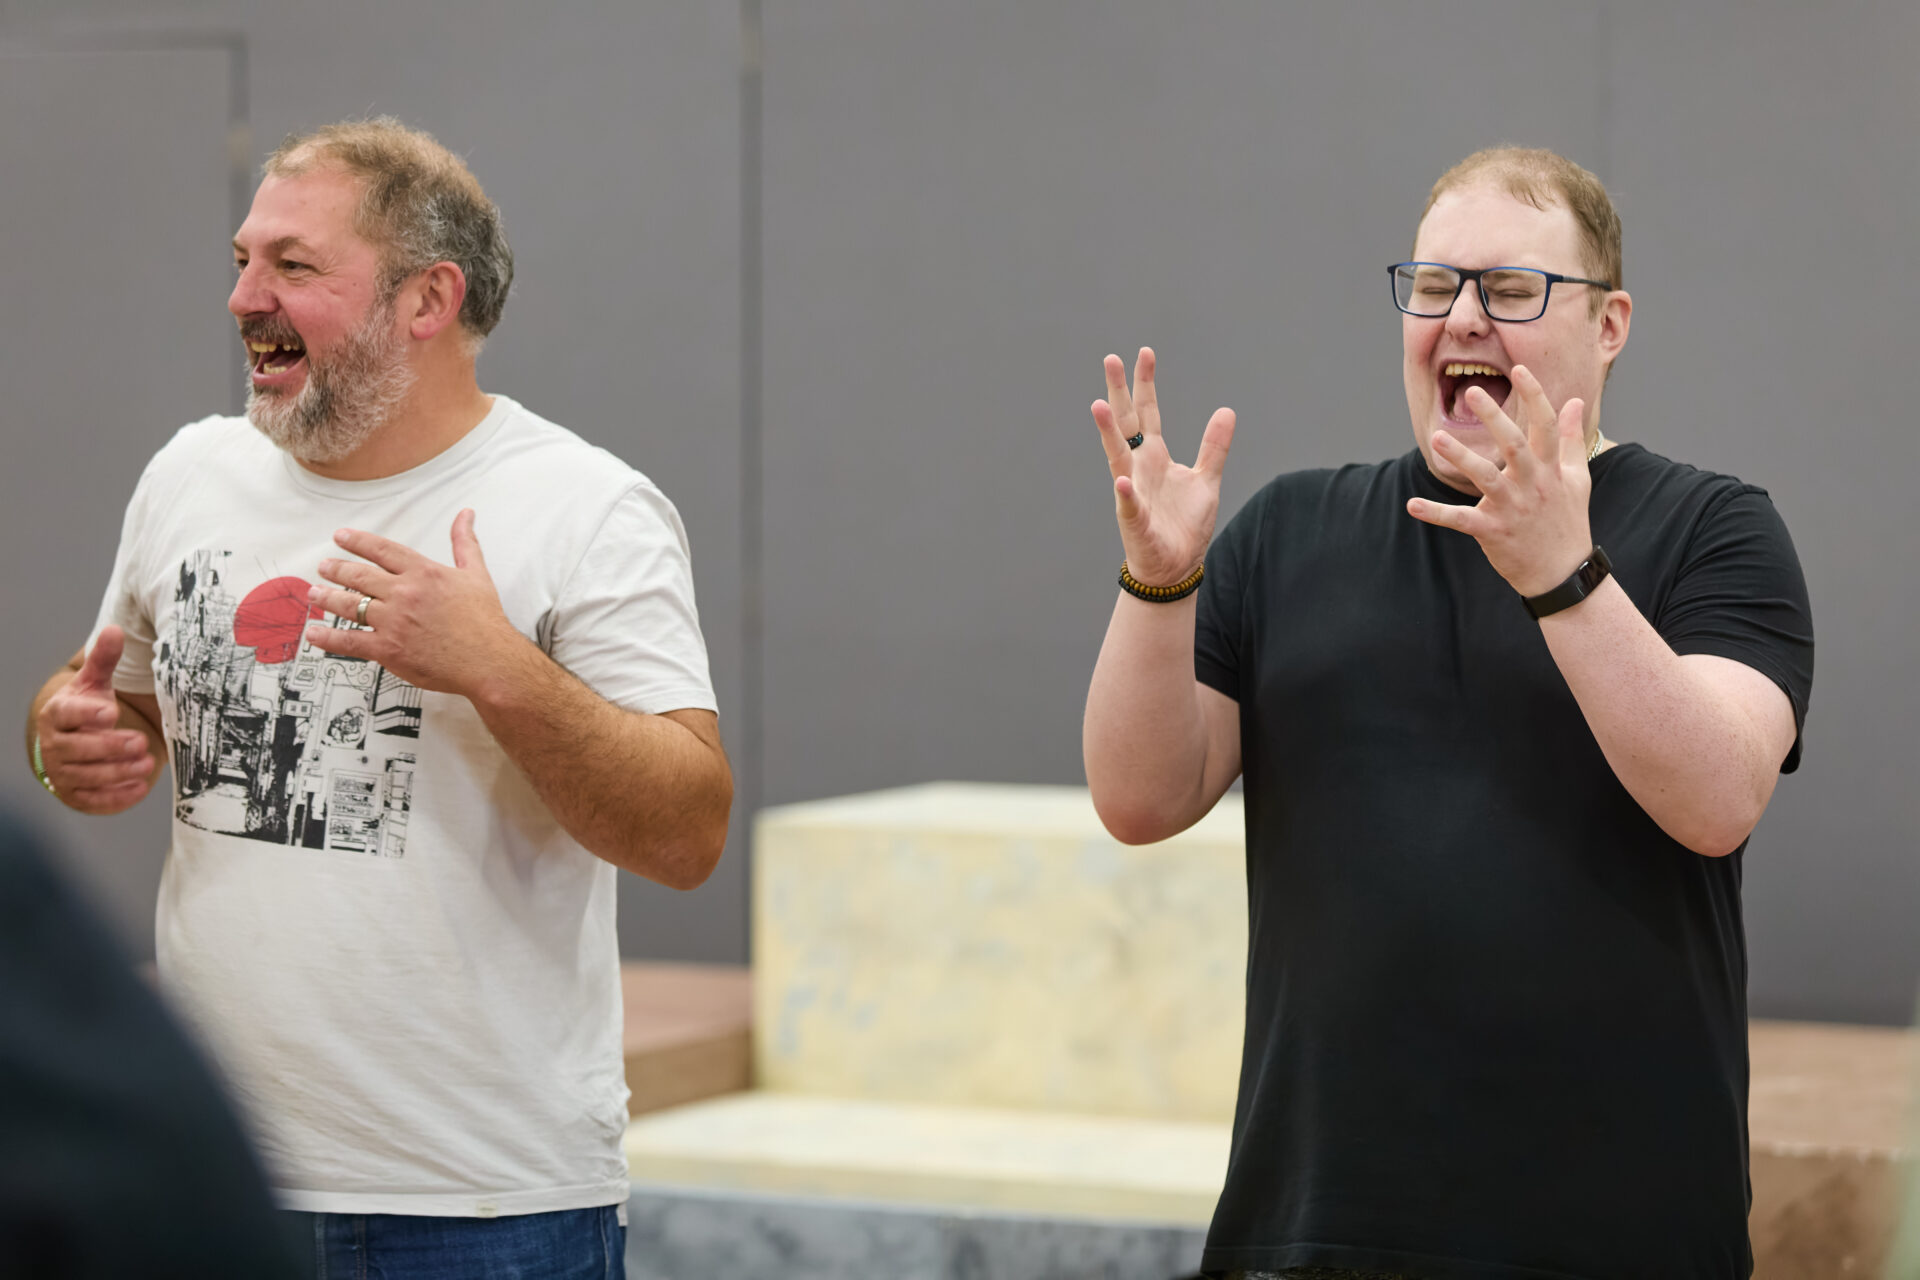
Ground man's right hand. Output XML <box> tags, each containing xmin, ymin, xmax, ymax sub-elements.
<box><xmin>1084</xmin><ymin>348</ymin><xmax>1245</xmax><ymax>844</ymax></box>
<box><xmin>1091</xmin><ymin>347</ymin><xmax>1236</xmax><ymax>586</ymax></box>
<box><xmin>34</xmin><ymin>627</ymin><xmax>159</xmax><ymax>814</ymax></box>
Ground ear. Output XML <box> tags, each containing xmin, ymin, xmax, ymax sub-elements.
<box><xmin>1597</xmin><ymin>288</ymin><xmax>1631</xmax><ymax>366</ymax></box>
<box><xmin>404</xmin><ymin>261</ymin><xmax>470</xmax><ymax>343</ymax></box>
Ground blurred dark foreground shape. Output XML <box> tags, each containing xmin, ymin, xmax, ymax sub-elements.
<box><xmin>0</xmin><ymin>809</ymin><xmax>301</xmax><ymax>1278</ymax></box>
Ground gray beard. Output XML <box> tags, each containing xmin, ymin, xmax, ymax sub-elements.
<box><xmin>245</xmin><ymin>301</ymin><xmax>417</xmax><ymax>464</ymax></box>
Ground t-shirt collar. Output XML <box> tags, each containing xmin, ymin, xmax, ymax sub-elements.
<box><xmin>279</xmin><ymin>395</ymin><xmax>516</xmax><ymax>502</ymax></box>
<box><xmin>1404</xmin><ymin>439</ymin><xmax>1638</xmax><ymax>506</ymax></box>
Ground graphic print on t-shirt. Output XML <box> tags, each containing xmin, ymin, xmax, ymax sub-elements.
<box><xmin>155</xmin><ymin>550</ymin><xmax>422</xmax><ymax>857</ymax></box>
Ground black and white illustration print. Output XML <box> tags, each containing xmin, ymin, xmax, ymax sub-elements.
<box><xmin>155</xmin><ymin>550</ymin><xmax>423</xmax><ymax>857</ymax></box>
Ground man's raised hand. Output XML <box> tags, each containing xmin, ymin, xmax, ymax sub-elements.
<box><xmin>1406</xmin><ymin>363</ymin><xmax>1594</xmax><ymax>596</ymax></box>
<box><xmin>1091</xmin><ymin>347</ymin><xmax>1236</xmax><ymax>587</ymax></box>
<box><xmin>34</xmin><ymin>626</ymin><xmax>159</xmax><ymax>814</ymax></box>
<box><xmin>305</xmin><ymin>510</ymin><xmax>530</xmax><ymax>700</ymax></box>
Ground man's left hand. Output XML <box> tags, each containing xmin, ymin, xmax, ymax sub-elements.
<box><xmin>1406</xmin><ymin>364</ymin><xmax>1595</xmax><ymax>597</ymax></box>
<box><xmin>305</xmin><ymin>510</ymin><xmax>528</xmax><ymax>698</ymax></box>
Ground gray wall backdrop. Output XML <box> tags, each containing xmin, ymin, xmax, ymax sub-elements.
<box><xmin>1</xmin><ymin>1</ymin><xmax>1914</xmax><ymax>1024</ymax></box>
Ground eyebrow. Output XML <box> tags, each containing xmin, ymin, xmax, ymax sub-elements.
<box><xmin>232</xmin><ymin>235</ymin><xmax>318</xmax><ymax>258</ymax></box>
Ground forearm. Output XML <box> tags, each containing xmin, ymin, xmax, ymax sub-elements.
<box><xmin>467</xmin><ymin>638</ymin><xmax>732</xmax><ymax>887</ymax></box>
<box><xmin>1539</xmin><ymin>579</ymin><xmax>1788</xmax><ymax>855</ymax></box>
<box><xmin>1084</xmin><ymin>593</ymin><xmax>1227</xmax><ymax>843</ymax></box>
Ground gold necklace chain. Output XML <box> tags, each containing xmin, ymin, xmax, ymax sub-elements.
<box><xmin>1587</xmin><ymin>431</ymin><xmax>1608</xmax><ymax>462</ymax></box>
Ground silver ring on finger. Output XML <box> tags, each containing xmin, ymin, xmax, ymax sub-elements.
<box><xmin>1126</xmin><ymin>431</ymin><xmax>1145</xmax><ymax>450</ymax></box>
<box><xmin>355</xmin><ymin>593</ymin><xmax>373</xmax><ymax>626</ymax></box>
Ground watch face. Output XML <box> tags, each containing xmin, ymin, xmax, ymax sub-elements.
<box><xmin>1578</xmin><ymin>546</ymin><xmax>1612</xmax><ymax>592</ymax></box>
<box><xmin>1524</xmin><ymin>546</ymin><xmax>1610</xmax><ymax>620</ymax></box>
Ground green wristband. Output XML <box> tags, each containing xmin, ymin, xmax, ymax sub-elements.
<box><xmin>30</xmin><ymin>734</ymin><xmax>58</xmax><ymax>796</ymax></box>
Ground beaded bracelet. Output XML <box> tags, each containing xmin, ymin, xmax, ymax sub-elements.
<box><xmin>1118</xmin><ymin>560</ymin><xmax>1205</xmax><ymax>603</ymax></box>
<box><xmin>30</xmin><ymin>734</ymin><xmax>58</xmax><ymax>796</ymax></box>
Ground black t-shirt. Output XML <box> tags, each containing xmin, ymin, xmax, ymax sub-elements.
<box><xmin>1191</xmin><ymin>444</ymin><xmax>1814</xmax><ymax>1280</ymax></box>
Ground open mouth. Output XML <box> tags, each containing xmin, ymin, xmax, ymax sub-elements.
<box><xmin>1437</xmin><ymin>361</ymin><xmax>1512</xmax><ymax>424</ymax></box>
<box><xmin>247</xmin><ymin>337</ymin><xmax>307</xmax><ymax>380</ymax></box>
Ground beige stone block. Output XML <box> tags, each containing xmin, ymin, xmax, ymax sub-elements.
<box><xmin>752</xmin><ymin>783</ymin><xmax>1247</xmax><ymax>1121</ymax></box>
<box><xmin>624</xmin><ymin>1092</ymin><xmax>1228</xmax><ymax>1225</ymax></box>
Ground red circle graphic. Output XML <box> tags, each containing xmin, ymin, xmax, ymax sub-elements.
<box><xmin>234</xmin><ymin>576</ymin><xmax>322</xmax><ymax>664</ymax></box>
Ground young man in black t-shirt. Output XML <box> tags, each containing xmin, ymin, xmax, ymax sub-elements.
<box><xmin>1082</xmin><ymin>148</ymin><xmax>1812</xmax><ymax>1279</ymax></box>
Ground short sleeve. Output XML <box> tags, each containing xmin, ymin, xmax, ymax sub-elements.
<box><xmin>91</xmin><ymin>465</ymin><xmax>161</xmax><ymax>695</ymax></box>
<box><xmin>544</xmin><ymin>481</ymin><xmax>718</xmax><ymax>717</ymax></box>
<box><xmin>1194</xmin><ymin>499</ymin><xmax>1256</xmax><ymax>703</ymax></box>
<box><xmin>1657</xmin><ymin>487</ymin><xmax>1815</xmax><ymax>772</ymax></box>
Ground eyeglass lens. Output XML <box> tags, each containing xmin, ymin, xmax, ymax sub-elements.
<box><xmin>1394</xmin><ymin>265</ymin><xmax>1549</xmax><ymax>321</ymax></box>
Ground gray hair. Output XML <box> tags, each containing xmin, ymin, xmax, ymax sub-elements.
<box><xmin>266</xmin><ymin>117</ymin><xmax>513</xmax><ymax>351</ymax></box>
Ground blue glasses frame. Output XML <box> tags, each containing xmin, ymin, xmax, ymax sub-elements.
<box><xmin>1389</xmin><ymin>261</ymin><xmax>1612</xmax><ymax>323</ymax></box>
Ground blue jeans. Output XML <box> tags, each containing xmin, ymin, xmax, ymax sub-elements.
<box><xmin>285</xmin><ymin>1204</ymin><xmax>625</xmax><ymax>1279</ymax></box>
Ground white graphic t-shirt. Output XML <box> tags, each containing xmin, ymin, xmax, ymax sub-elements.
<box><xmin>93</xmin><ymin>396</ymin><xmax>716</xmax><ymax>1215</ymax></box>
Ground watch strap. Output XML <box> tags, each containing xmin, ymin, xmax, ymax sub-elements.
<box><xmin>1523</xmin><ymin>545</ymin><xmax>1613</xmax><ymax>619</ymax></box>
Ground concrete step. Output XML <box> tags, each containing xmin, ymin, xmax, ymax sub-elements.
<box><xmin>625</xmin><ymin>1182</ymin><xmax>1198</xmax><ymax>1280</ymax></box>
<box><xmin>625</xmin><ymin>1093</ymin><xmax>1227</xmax><ymax>1225</ymax></box>
<box><xmin>623</xmin><ymin>1182</ymin><xmax>1206</xmax><ymax>1280</ymax></box>
<box><xmin>622</xmin><ymin>1093</ymin><xmax>1219</xmax><ymax>1280</ymax></box>
<box><xmin>620</xmin><ymin>1018</ymin><xmax>1916</xmax><ymax>1277</ymax></box>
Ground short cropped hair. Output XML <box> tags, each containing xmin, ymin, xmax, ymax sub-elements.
<box><xmin>266</xmin><ymin>117</ymin><xmax>513</xmax><ymax>349</ymax></box>
<box><xmin>1418</xmin><ymin>146</ymin><xmax>1621</xmax><ymax>316</ymax></box>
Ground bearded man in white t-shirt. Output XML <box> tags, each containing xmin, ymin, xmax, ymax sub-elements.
<box><xmin>24</xmin><ymin>117</ymin><xmax>731</xmax><ymax>1278</ymax></box>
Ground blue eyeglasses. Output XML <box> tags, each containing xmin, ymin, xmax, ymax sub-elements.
<box><xmin>1390</xmin><ymin>261</ymin><xmax>1611</xmax><ymax>323</ymax></box>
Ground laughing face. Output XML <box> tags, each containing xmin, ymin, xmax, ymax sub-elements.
<box><xmin>229</xmin><ymin>166</ymin><xmax>417</xmax><ymax>463</ymax></box>
<box><xmin>1402</xmin><ymin>182</ymin><xmax>1629</xmax><ymax>495</ymax></box>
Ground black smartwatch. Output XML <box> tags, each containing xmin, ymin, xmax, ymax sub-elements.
<box><xmin>1522</xmin><ymin>545</ymin><xmax>1613</xmax><ymax>620</ymax></box>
